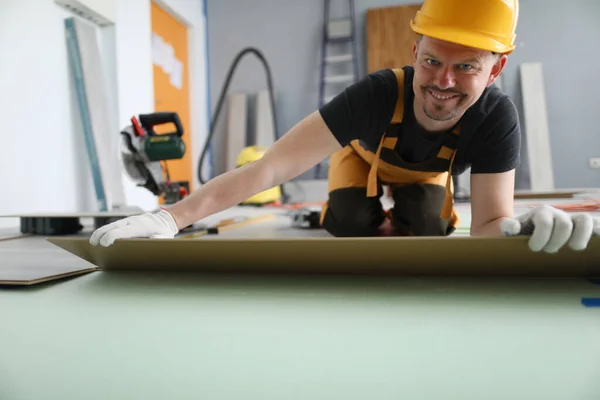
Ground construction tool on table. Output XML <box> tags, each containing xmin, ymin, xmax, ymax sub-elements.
<box><xmin>261</xmin><ymin>202</ymin><xmax>325</xmax><ymax>229</ymax></box>
<box><xmin>552</xmin><ymin>201</ymin><xmax>600</xmax><ymax>212</ymax></box>
<box><xmin>519</xmin><ymin>200</ymin><xmax>600</xmax><ymax>212</ymax></box>
<box><xmin>120</xmin><ymin>112</ymin><xmax>189</xmax><ymax>205</ymax></box>
<box><xmin>290</xmin><ymin>207</ymin><xmax>323</xmax><ymax>229</ymax></box>
<box><xmin>176</xmin><ymin>214</ymin><xmax>277</xmax><ymax>239</ymax></box>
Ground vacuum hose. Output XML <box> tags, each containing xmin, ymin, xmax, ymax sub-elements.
<box><xmin>197</xmin><ymin>47</ymin><xmax>287</xmax><ymax>202</ymax></box>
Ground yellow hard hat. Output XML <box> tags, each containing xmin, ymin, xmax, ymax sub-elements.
<box><xmin>410</xmin><ymin>0</ymin><xmax>519</xmax><ymax>54</ymax></box>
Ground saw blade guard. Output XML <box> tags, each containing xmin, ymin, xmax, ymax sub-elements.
<box><xmin>119</xmin><ymin>125</ymin><xmax>149</xmax><ymax>184</ymax></box>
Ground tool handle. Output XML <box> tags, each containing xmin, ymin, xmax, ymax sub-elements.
<box><xmin>138</xmin><ymin>112</ymin><xmax>184</xmax><ymax>137</ymax></box>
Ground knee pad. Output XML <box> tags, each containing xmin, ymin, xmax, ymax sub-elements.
<box><xmin>321</xmin><ymin>188</ymin><xmax>385</xmax><ymax>237</ymax></box>
<box><xmin>390</xmin><ymin>184</ymin><xmax>451</xmax><ymax>236</ymax></box>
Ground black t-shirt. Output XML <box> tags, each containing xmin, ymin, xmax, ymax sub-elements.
<box><xmin>318</xmin><ymin>66</ymin><xmax>521</xmax><ymax>175</ymax></box>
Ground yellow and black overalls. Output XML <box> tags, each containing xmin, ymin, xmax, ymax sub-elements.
<box><xmin>320</xmin><ymin>68</ymin><xmax>460</xmax><ymax>237</ymax></box>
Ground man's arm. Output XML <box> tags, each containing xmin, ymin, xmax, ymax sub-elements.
<box><xmin>469</xmin><ymin>169</ymin><xmax>516</xmax><ymax>236</ymax></box>
<box><xmin>169</xmin><ymin>69</ymin><xmax>399</xmax><ymax>229</ymax></box>
<box><xmin>167</xmin><ymin>111</ymin><xmax>342</xmax><ymax>229</ymax></box>
<box><xmin>90</xmin><ymin>69</ymin><xmax>400</xmax><ymax>246</ymax></box>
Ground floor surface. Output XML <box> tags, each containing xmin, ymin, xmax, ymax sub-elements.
<box><xmin>1</xmin><ymin>181</ymin><xmax>600</xmax><ymax>400</ymax></box>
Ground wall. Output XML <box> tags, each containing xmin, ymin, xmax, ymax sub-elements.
<box><xmin>149</xmin><ymin>0</ymin><xmax>211</xmax><ymax>193</ymax></box>
<box><xmin>205</xmin><ymin>0</ymin><xmax>600</xmax><ymax>189</ymax></box>
<box><xmin>0</xmin><ymin>0</ymin><xmax>208</xmax><ymax>229</ymax></box>
<box><xmin>499</xmin><ymin>0</ymin><xmax>600</xmax><ymax>189</ymax></box>
<box><xmin>116</xmin><ymin>0</ymin><xmax>210</xmax><ymax>204</ymax></box>
<box><xmin>0</xmin><ymin>0</ymin><xmax>85</xmax><ymax>229</ymax></box>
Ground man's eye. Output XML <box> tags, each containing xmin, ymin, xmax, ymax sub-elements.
<box><xmin>426</xmin><ymin>59</ymin><xmax>439</xmax><ymax>65</ymax></box>
<box><xmin>458</xmin><ymin>64</ymin><xmax>473</xmax><ymax>71</ymax></box>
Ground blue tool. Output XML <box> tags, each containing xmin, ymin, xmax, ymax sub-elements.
<box><xmin>581</xmin><ymin>298</ymin><xmax>600</xmax><ymax>308</ymax></box>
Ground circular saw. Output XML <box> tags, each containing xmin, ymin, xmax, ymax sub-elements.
<box><xmin>120</xmin><ymin>112</ymin><xmax>189</xmax><ymax>204</ymax></box>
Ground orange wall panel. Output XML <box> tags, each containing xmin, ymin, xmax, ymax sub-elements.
<box><xmin>150</xmin><ymin>1</ymin><xmax>192</xmax><ymax>196</ymax></box>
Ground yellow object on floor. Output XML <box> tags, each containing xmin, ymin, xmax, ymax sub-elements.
<box><xmin>237</xmin><ymin>145</ymin><xmax>282</xmax><ymax>205</ymax></box>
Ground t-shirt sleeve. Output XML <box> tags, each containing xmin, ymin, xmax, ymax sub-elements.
<box><xmin>469</xmin><ymin>95</ymin><xmax>522</xmax><ymax>174</ymax></box>
<box><xmin>318</xmin><ymin>69</ymin><xmax>398</xmax><ymax>149</ymax></box>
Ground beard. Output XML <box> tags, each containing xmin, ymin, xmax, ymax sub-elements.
<box><xmin>420</xmin><ymin>85</ymin><xmax>467</xmax><ymax>121</ymax></box>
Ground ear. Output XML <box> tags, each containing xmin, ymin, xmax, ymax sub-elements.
<box><xmin>487</xmin><ymin>54</ymin><xmax>508</xmax><ymax>87</ymax></box>
<box><xmin>413</xmin><ymin>42</ymin><xmax>418</xmax><ymax>65</ymax></box>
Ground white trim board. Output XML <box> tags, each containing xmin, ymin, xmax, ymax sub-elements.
<box><xmin>520</xmin><ymin>62</ymin><xmax>555</xmax><ymax>191</ymax></box>
<box><xmin>226</xmin><ymin>93</ymin><xmax>247</xmax><ymax>171</ymax></box>
<box><xmin>254</xmin><ymin>90</ymin><xmax>275</xmax><ymax>147</ymax></box>
<box><xmin>65</xmin><ymin>17</ymin><xmax>126</xmax><ymax>211</ymax></box>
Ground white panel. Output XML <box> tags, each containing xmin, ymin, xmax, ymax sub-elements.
<box><xmin>254</xmin><ymin>90</ymin><xmax>275</xmax><ymax>147</ymax></box>
<box><xmin>97</xmin><ymin>24</ymin><xmax>123</xmax><ymax>207</ymax></box>
<box><xmin>0</xmin><ymin>0</ymin><xmax>83</xmax><ymax>229</ymax></box>
<box><xmin>187</xmin><ymin>5</ymin><xmax>210</xmax><ymax>189</ymax></box>
<box><xmin>226</xmin><ymin>93</ymin><xmax>247</xmax><ymax>172</ymax></box>
<box><xmin>155</xmin><ymin>0</ymin><xmax>210</xmax><ymax>190</ymax></box>
<box><xmin>114</xmin><ymin>0</ymin><xmax>158</xmax><ymax>211</ymax></box>
<box><xmin>520</xmin><ymin>62</ymin><xmax>555</xmax><ymax>191</ymax></box>
<box><xmin>0</xmin><ymin>0</ymin><xmax>208</xmax><ymax>231</ymax></box>
<box><xmin>78</xmin><ymin>0</ymin><xmax>116</xmax><ymax>22</ymax></box>
<box><xmin>54</xmin><ymin>0</ymin><xmax>116</xmax><ymax>25</ymax></box>
<box><xmin>66</xmin><ymin>17</ymin><xmax>126</xmax><ymax>211</ymax></box>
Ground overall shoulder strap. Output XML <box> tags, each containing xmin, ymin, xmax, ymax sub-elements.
<box><xmin>366</xmin><ymin>68</ymin><xmax>405</xmax><ymax>197</ymax></box>
<box><xmin>390</xmin><ymin>69</ymin><xmax>405</xmax><ymax>124</ymax></box>
<box><xmin>436</xmin><ymin>125</ymin><xmax>461</xmax><ymax>160</ymax></box>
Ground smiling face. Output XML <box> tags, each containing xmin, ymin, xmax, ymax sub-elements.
<box><xmin>412</xmin><ymin>35</ymin><xmax>507</xmax><ymax>131</ymax></box>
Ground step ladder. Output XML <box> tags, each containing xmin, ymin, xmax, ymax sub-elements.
<box><xmin>315</xmin><ymin>0</ymin><xmax>359</xmax><ymax>179</ymax></box>
<box><xmin>318</xmin><ymin>0</ymin><xmax>359</xmax><ymax>107</ymax></box>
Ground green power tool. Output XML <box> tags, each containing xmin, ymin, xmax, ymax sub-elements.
<box><xmin>120</xmin><ymin>112</ymin><xmax>189</xmax><ymax>204</ymax></box>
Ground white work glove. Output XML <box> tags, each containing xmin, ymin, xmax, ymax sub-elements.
<box><xmin>501</xmin><ymin>205</ymin><xmax>600</xmax><ymax>253</ymax></box>
<box><xmin>89</xmin><ymin>209</ymin><xmax>179</xmax><ymax>247</ymax></box>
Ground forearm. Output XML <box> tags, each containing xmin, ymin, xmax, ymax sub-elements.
<box><xmin>163</xmin><ymin>111</ymin><xmax>341</xmax><ymax>231</ymax></box>
<box><xmin>166</xmin><ymin>161</ymin><xmax>274</xmax><ymax>229</ymax></box>
<box><xmin>470</xmin><ymin>217</ymin><xmax>509</xmax><ymax>237</ymax></box>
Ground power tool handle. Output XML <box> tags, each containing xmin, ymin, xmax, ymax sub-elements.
<box><xmin>138</xmin><ymin>112</ymin><xmax>184</xmax><ymax>137</ymax></box>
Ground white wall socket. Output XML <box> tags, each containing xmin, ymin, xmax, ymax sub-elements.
<box><xmin>589</xmin><ymin>158</ymin><xmax>600</xmax><ymax>169</ymax></box>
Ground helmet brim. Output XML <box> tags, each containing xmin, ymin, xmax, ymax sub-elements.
<box><xmin>411</xmin><ymin>20</ymin><xmax>516</xmax><ymax>54</ymax></box>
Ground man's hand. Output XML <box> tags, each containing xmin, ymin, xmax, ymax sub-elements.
<box><xmin>89</xmin><ymin>209</ymin><xmax>179</xmax><ymax>247</ymax></box>
<box><xmin>501</xmin><ymin>205</ymin><xmax>600</xmax><ymax>253</ymax></box>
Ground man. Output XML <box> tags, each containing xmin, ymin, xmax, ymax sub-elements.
<box><xmin>91</xmin><ymin>0</ymin><xmax>599</xmax><ymax>252</ymax></box>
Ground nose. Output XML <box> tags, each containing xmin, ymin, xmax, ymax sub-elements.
<box><xmin>435</xmin><ymin>66</ymin><xmax>456</xmax><ymax>90</ymax></box>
